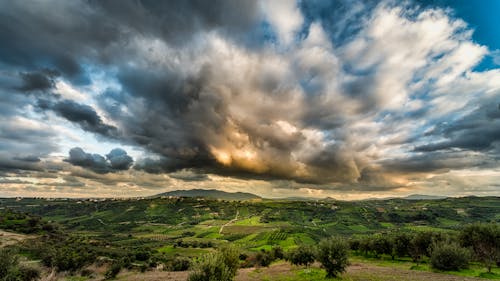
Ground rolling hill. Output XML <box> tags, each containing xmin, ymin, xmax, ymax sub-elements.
<box><xmin>152</xmin><ymin>189</ymin><xmax>261</xmax><ymax>200</ymax></box>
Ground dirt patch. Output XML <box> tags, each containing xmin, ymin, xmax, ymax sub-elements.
<box><xmin>345</xmin><ymin>262</ymin><xmax>484</xmax><ymax>281</ymax></box>
<box><xmin>0</xmin><ymin>230</ymin><xmax>34</xmax><ymax>247</ymax></box>
<box><xmin>117</xmin><ymin>262</ymin><xmax>486</xmax><ymax>281</ymax></box>
<box><xmin>118</xmin><ymin>270</ymin><xmax>189</xmax><ymax>281</ymax></box>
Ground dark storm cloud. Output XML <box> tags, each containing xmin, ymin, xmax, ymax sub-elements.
<box><xmin>18</xmin><ymin>70</ymin><xmax>58</xmax><ymax>92</ymax></box>
<box><xmin>415</xmin><ymin>99</ymin><xmax>500</xmax><ymax>152</ymax></box>
<box><xmin>94</xmin><ymin>0</ymin><xmax>261</xmax><ymax>45</ymax></box>
<box><xmin>66</xmin><ymin>147</ymin><xmax>133</xmax><ymax>173</ymax></box>
<box><xmin>106</xmin><ymin>148</ymin><xmax>133</xmax><ymax>170</ymax></box>
<box><xmin>40</xmin><ymin>99</ymin><xmax>118</xmax><ymax>137</ymax></box>
<box><xmin>1</xmin><ymin>0</ymin><xmax>499</xmax><ymax>197</ymax></box>
<box><xmin>168</xmin><ymin>169</ymin><xmax>210</xmax><ymax>182</ymax></box>
<box><xmin>0</xmin><ymin>0</ymin><xmax>260</xmax><ymax>79</ymax></box>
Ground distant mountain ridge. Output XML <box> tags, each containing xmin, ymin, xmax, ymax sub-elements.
<box><xmin>403</xmin><ymin>194</ymin><xmax>448</xmax><ymax>200</ymax></box>
<box><xmin>153</xmin><ymin>189</ymin><xmax>261</xmax><ymax>200</ymax></box>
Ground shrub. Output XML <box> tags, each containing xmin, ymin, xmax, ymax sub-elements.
<box><xmin>255</xmin><ymin>250</ymin><xmax>274</xmax><ymax>267</ymax></box>
<box><xmin>0</xmin><ymin>249</ymin><xmax>40</xmax><ymax>281</ymax></box>
<box><xmin>0</xmin><ymin>248</ymin><xmax>19</xmax><ymax>279</ymax></box>
<box><xmin>188</xmin><ymin>245</ymin><xmax>239</xmax><ymax>281</ymax></box>
<box><xmin>271</xmin><ymin>246</ymin><xmax>284</xmax><ymax>260</ymax></box>
<box><xmin>286</xmin><ymin>245</ymin><xmax>315</xmax><ymax>267</ymax></box>
<box><xmin>430</xmin><ymin>243</ymin><xmax>470</xmax><ymax>271</ymax></box>
<box><xmin>316</xmin><ymin>237</ymin><xmax>350</xmax><ymax>278</ymax></box>
<box><xmin>104</xmin><ymin>261</ymin><xmax>122</xmax><ymax>280</ymax></box>
<box><xmin>17</xmin><ymin>265</ymin><xmax>41</xmax><ymax>281</ymax></box>
<box><xmin>168</xmin><ymin>257</ymin><xmax>191</xmax><ymax>271</ymax></box>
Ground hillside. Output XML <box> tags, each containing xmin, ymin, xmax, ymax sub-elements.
<box><xmin>153</xmin><ymin>189</ymin><xmax>261</xmax><ymax>200</ymax></box>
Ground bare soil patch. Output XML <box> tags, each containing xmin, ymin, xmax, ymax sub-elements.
<box><xmin>0</xmin><ymin>230</ymin><xmax>34</xmax><ymax>247</ymax></box>
<box><xmin>117</xmin><ymin>262</ymin><xmax>486</xmax><ymax>281</ymax></box>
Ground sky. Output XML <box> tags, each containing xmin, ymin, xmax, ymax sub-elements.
<box><xmin>0</xmin><ymin>0</ymin><xmax>500</xmax><ymax>200</ymax></box>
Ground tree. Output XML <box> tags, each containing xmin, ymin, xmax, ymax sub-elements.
<box><xmin>460</xmin><ymin>223</ymin><xmax>500</xmax><ymax>273</ymax></box>
<box><xmin>188</xmin><ymin>245</ymin><xmax>240</xmax><ymax>281</ymax></box>
<box><xmin>430</xmin><ymin>242</ymin><xmax>470</xmax><ymax>271</ymax></box>
<box><xmin>393</xmin><ymin>233</ymin><xmax>412</xmax><ymax>259</ymax></box>
<box><xmin>409</xmin><ymin>232</ymin><xmax>433</xmax><ymax>265</ymax></box>
<box><xmin>286</xmin><ymin>245</ymin><xmax>315</xmax><ymax>267</ymax></box>
<box><xmin>316</xmin><ymin>237</ymin><xmax>350</xmax><ymax>278</ymax></box>
<box><xmin>371</xmin><ymin>234</ymin><xmax>393</xmax><ymax>259</ymax></box>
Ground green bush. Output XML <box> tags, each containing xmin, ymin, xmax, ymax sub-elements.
<box><xmin>168</xmin><ymin>257</ymin><xmax>191</xmax><ymax>271</ymax></box>
<box><xmin>188</xmin><ymin>246</ymin><xmax>239</xmax><ymax>281</ymax></box>
<box><xmin>316</xmin><ymin>237</ymin><xmax>350</xmax><ymax>278</ymax></box>
<box><xmin>255</xmin><ymin>250</ymin><xmax>274</xmax><ymax>267</ymax></box>
<box><xmin>104</xmin><ymin>261</ymin><xmax>122</xmax><ymax>280</ymax></box>
<box><xmin>430</xmin><ymin>243</ymin><xmax>470</xmax><ymax>271</ymax></box>
<box><xmin>286</xmin><ymin>245</ymin><xmax>315</xmax><ymax>267</ymax></box>
<box><xmin>271</xmin><ymin>246</ymin><xmax>284</xmax><ymax>260</ymax></box>
<box><xmin>0</xmin><ymin>249</ymin><xmax>40</xmax><ymax>281</ymax></box>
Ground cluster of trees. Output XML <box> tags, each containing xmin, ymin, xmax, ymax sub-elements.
<box><xmin>0</xmin><ymin>249</ymin><xmax>40</xmax><ymax>281</ymax></box>
<box><xmin>186</xmin><ymin>237</ymin><xmax>350</xmax><ymax>281</ymax></box>
<box><xmin>349</xmin><ymin>223</ymin><xmax>500</xmax><ymax>272</ymax></box>
<box><xmin>0</xmin><ymin>209</ymin><xmax>58</xmax><ymax>234</ymax></box>
<box><xmin>287</xmin><ymin>237</ymin><xmax>350</xmax><ymax>278</ymax></box>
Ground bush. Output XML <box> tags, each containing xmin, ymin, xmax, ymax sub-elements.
<box><xmin>104</xmin><ymin>261</ymin><xmax>122</xmax><ymax>280</ymax></box>
<box><xmin>168</xmin><ymin>257</ymin><xmax>191</xmax><ymax>271</ymax></box>
<box><xmin>271</xmin><ymin>246</ymin><xmax>284</xmax><ymax>260</ymax></box>
<box><xmin>255</xmin><ymin>250</ymin><xmax>274</xmax><ymax>267</ymax></box>
<box><xmin>430</xmin><ymin>243</ymin><xmax>470</xmax><ymax>271</ymax></box>
<box><xmin>0</xmin><ymin>248</ymin><xmax>19</xmax><ymax>279</ymax></box>
<box><xmin>0</xmin><ymin>249</ymin><xmax>40</xmax><ymax>281</ymax></box>
<box><xmin>188</xmin><ymin>246</ymin><xmax>239</xmax><ymax>281</ymax></box>
<box><xmin>17</xmin><ymin>265</ymin><xmax>41</xmax><ymax>281</ymax></box>
<box><xmin>286</xmin><ymin>245</ymin><xmax>315</xmax><ymax>267</ymax></box>
<box><xmin>316</xmin><ymin>237</ymin><xmax>350</xmax><ymax>278</ymax></box>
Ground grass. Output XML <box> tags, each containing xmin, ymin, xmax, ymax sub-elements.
<box><xmin>157</xmin><ymin>246</ymin><xmax>212</xmax><ymax>257</ymax></box>
<box><xmin>351</xmin><ymin>255</ymin><xmax>500</xmax><ymax>279</ymax></box>
<box><xmin>235</xmin><ymin>216</ymin><xmax>264</xmax><ymax>226</ymax></box>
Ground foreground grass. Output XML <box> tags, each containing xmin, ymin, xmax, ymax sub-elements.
<box><xmin>350</xmin><ymin>255</ymin><xmax>500</xmax><ymax>280</ymax></box>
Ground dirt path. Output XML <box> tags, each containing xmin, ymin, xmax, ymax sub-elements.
<box><xmin>117</xmin><ymin>262</ymin><xmax>486</xmax><ymax>281</ymax></box>
<box><xmin>219</xmin><ymin>210</ymin><xmax>239</xmax><ymax>234</ymax></box>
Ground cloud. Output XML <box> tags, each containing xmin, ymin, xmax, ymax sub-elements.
<box><xmin>38</xmin><ymin>99</ymin><xmax>118</xmax><ymax>137</ymax></box>
<box><xmin>106</xmin><ymin>148</ymin><xmax>133</xmax><ymax>170</ymax></box>
<box><xmin>18</xmin><ymin>69</ymin><xmax>58</xmax><ymax>92</ymax></box>
<box><xmin>0</xmin><ymin>0</ymin><xmax>499</xmax><ymax>197</ymax></box>
<box><xmin>66</xmin><ymin>147</ymin><xmax>133</xmax><ymax>173</ymax></box>
<box><xmin>262</xmin><ymin>0</ymin><xmax>304</xmax><ymax>45</ymax></box>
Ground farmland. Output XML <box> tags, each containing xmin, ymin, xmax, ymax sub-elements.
<box><xmin>0</xmin><ymin>195</ymin><xmax>499</xmax><ymax>280</ymax></box>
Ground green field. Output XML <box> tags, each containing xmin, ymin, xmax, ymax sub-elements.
<box><xmin>0</xmin><ymin>196</ymin><xmax>499</xmax><ymax>280</ymax></box>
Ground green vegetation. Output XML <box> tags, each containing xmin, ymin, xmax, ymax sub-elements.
<box><xmin>430</xmin><ymin>242</ymin><xmax>471</xmax><ymax>271</ymax></box>
<box><xmin>0</xmin><ymin>196</ymin><xmax>499</xmax><ymax>279</ymax></box>
<box><xmin>316</xmin><ymin>237</ymin><xmax>350</xmax><ymax>278</ymax></box>
<box><xmin>286</xmin><ymin>245</ymin><xmax>315</xmax><ymax>267</ymax></box>
<box><xmin>0</xmin><ymin>248</ymin><xmax>40</xmax><ymax>281</ymax></box>
<box><xmin>188</xmin><ymin>245</ymin><xmax>240</xmax><ymax>281</ymax></box>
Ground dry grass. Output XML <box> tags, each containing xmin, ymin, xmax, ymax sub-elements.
<box><xmin>115</xmin><ymin>261</ymin><xmax>487</xmax><ymax>281</ymax></box>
